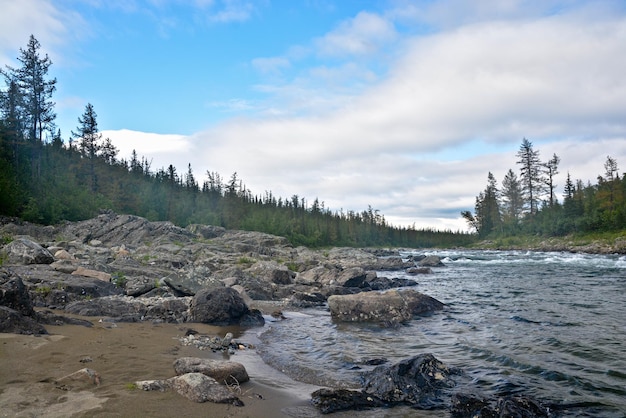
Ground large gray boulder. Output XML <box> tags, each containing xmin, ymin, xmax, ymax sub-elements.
<box><xmin>2</xmin><ymin>237</ymin><xmax>54</xmax><ymax>265</ymax></box>
<box><xmin>0</xmin><ymin>268</ymin><xmax>47</xmax><ymax>334</ymax></box>
<box><xmin>173</xmin><ymin>357</ymin><xmax>249</xmax><ymax>385</ymax></box>
<box><xmin>189</xmin><ymin>287</ymin><xmax>264</xmax><ymax>326</ymax></box>
<box><xmin>327</xmin><ymin>289</ymin><xmax>444</xmax><ymax>326</ymax></box>
<box><xmin>0</xmin><ymin>268</ymin><xmax>35</xmax><ymax>316</ymax></box>
<box><xmin>169</xmin><ymin>373</ymin><xmax>242</xmax><ymax>404</ymax></box>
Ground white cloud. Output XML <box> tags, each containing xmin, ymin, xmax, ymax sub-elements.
<box><xmin>315</xmin><ymin>11</ymin><xmax>398</xmax><ymax>57</ymax></box>
<box><xmin>174</xmin><ymin>10</ymin><xmax>625</xmax><ymax>229</ymax></box>
<box><xmin>102</xmin><ymin>129</ymin><xmax>193</xmax><ymax>171</ymax></box>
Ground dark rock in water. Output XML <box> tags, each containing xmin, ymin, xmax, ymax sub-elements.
<box><xmin>289</xmin><ymin>291</ymin><xmax>327</xmax><ymax>307</ymax></box>
<box><xmin>406</xmin><ymin>267</ymin><xmax>433</xmax><ymax>275</ymax></box>
<box><xmin>450</xmin><ymin>392</ymin><xmax>493</xmax><ymax>417</ymax></box>
<box><xmin>189</xmin><ymin>287</ymin><xmax>265</xmax><ymax>326</ymax></box>
<box><xmin>418</xmin><ymin>255</ymin><xmax>444</xmax><ymax>267</ymax></box>
<box><xmin>450</xmin><ymin>392</ymin><xmax>550</xmax><ymax>417</ymax></box>
<box><xmin>363</xmin><ymin>353</ymin><xmax>457</xmax><ymax>409</ymax></box>
<box><xmin>327</xmin><ymin>289</ymin><xmax>444</xmax><ymax>326</ymax></box>
<box><xmin>366</xmin><ymin>276</ymin><xmax>418</xmax><ymax>290</ymax></box>
<box><xmin>310</xmin><ymin>388</ymin><xmax>385</xmax><ymax>414</ymax></box>
<box><xmin>3</xmin><ymin>237</ymin><xmax>54</xmax><ymax>265</ymax></box>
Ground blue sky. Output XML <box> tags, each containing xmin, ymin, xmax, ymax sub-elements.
<box><xmin>2</xmin><ymin>0</ymin><xmax>626</xmax><ymax>230</ymax></box>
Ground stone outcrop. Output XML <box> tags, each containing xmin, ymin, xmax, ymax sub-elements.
<box><xmin>327</xmin><ymin>289</ymin><xmax>444</xmax><ymax>326</ymax></box>
<box><xmin>3</xmin><ymin>237</ymin><xmax>54</xmax><ymax>265</ymax></box>
<box><xmin>0</xmin><ymin>212</ymin><xmax>446</xmax><ymax>333</ymax></box>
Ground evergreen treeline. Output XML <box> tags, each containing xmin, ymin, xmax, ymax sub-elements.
<box><xmin>463</xmin><ymin>138</ymin><xmax>626</xmax><ymax>238</ymax></box>
<box><xmin>0</xmin><ymin>35</ymin><xmax>472</xmax><ymax>248</ymax></box>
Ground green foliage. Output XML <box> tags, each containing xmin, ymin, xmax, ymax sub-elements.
<box><xmin>465</xmin><ymin>141</ymin><xmax>626</xmax><ymax>240</ymax></box>
<box><xmin>111</xmin><ymin>271</ymin><xmax>127</xmax><ymax>288</ymax></box>
<box><xmin>1</xmin><ymin>234</ymin><xmax>13</xmax><ymax>245</ymax></box>
<box><xmin>237</xmin><ymin>256</ymin><xmax>255</xmax><ymax>266</ymax></box>
<box><xmin>35</xmin><ymin>286</ymin><xmax>52</xmax><ymax>296</ymax></box>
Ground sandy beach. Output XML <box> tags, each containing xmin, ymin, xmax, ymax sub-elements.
<box><xmin>0</xmin><ymin>312</ymin><xmax>325</xmax><ymax>418</ymax></box>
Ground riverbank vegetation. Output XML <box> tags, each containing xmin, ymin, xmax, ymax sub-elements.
<box><xmin>462</xmin><ymin>138</ymin><xmax>626</xmax><ymax>245</ymax></box>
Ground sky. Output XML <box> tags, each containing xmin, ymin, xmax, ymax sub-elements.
<box><xmin>1</xmin><ymin>0</ymin><xmax>626</xmax><ymax>231</ymax></box>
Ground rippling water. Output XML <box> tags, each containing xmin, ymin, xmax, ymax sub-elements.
<box><xmin>257</xmin><ymin>250</ymin><xmax>626</xmax><ymax>417</ymax></box>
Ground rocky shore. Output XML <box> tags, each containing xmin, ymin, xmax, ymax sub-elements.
<box><xmin>1</xmin><ymin>212</ymin><xmax>561</xmax><ymax>416</ymax></box>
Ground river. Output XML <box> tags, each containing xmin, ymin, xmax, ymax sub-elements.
<box><xmin>255</xmin><ymin>250</ymin><xmax>626</xmax><ymax>417</ymax></box>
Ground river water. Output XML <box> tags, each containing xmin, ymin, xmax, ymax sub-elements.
<box><xmin>255</xmin><ymin>250</ymin><xmax>626</xmax><ymax>417</ymax></box>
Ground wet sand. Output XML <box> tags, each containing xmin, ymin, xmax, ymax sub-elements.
<box><xmin>0</xmin><ymin>314</ymin><xmax>321</xmax><ymax>418</ymax></box>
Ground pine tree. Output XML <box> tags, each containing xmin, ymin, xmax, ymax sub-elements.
<box><xmin>543</xmin><ymin>153</ymin><xmax>560</xmax><ymax>207</ymax></box>
<box><xmin>516</xmin><ymin>138</ymin><xmax>543</xmax><ymax>215</ymax></box>
<box><xmin>501</xmin><ymin>169</ymin><xmax>524</xmax><ymax>227</ymax></box>
<box><xmin>462</xmin><ymin>172</ymin><xmax>501</xmax><ymax>237</ymax></box>
<box><xmin>72</xmin><ymin>103</ymin><xmax>102</xmax><ymax>191</ymax></box>
<box><xmin>5</xmin><ymin>35</ymin><xmax>56</xmax><ymax>144</ymax></box>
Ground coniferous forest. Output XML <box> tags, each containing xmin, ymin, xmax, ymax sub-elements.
<box><xmin>462</xmin><ymin>138</ymin><xmax>626</xmax><ymax>238</ymax></box>
<box><xmin>0</xmin><ymin>35</ymin><xmax>471</xmax><ymax>248</ymax></box>
<box><xmin>2</xmin><ymin>36</ymin><xmax>624</xmax><ymax>248</ymax></box>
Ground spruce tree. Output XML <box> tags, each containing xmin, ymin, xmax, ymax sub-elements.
<box><xmin>516</xmin><ymin>138</ymin><xmax>543</xmax><ymax>215</ymax></box>
<box><xmin>501</xmin><ymin>169</ymin><xmax>524</xmax><ymax>227</ymax></box>
<box><xmin>5</xmin><ymin>35</ymin><xmax>56</xmax><ymax>144</ymax></box>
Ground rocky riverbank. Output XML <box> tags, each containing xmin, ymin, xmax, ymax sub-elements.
<box><xmin>0</xmin><ymin>212</ymin><xmax>561</xmax><ymax>416</ymax></box>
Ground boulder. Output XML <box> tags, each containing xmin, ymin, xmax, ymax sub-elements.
<box><xmin>406</xmin><ymin>267</ymin><xmax>433</xmax><ymax>275</ymax></box>
<box><xmin>169</xmin><ymin>373</ymin><xmax>242</xmax><ymax>405</ymax></box>
<box><xmin>450</xmin><ymin>392</ymin><xmax>550</xmax><ymax>417</ymax></box>
<box><xmin>0</xmin><ymin>306</ymin><xmax>47</xmax><ymax>335</ymax></box>
<box><xmin>163</xmin><ymin>265</ymin><xmax>224</xmax><ymax>297</ymax></box>
<box><xmin>189</xmin><ymin>287</ymin><xmax>264</xmax><ymax>326</ymax></box>
<box><xmin>247</xmin><ymin>261</ymin><xmax>294</xmax><ymax>285</ymax></box>
<box><xmin>310</xmin><ymin>388</ymin><xmax>385</xmax><ymax>414</ymax></box>
<box><xmin>2</xmin><ymin>237</ymin><xmax>54</xmax><ymax>265</ymax></box>
<box><xmin>0</xmin><ymin>268</ymin><xmax>35</xmax><ymax>316</ymax></box>
<box><xmin>363</xmin><ymin>353</ymin><xmax>457</xmax><ymax>408</ymax></box>
<box><xmin>327</xmin><ymin>289</ymin><xmax>444</xmax><ymax>326</ymax></box>
<box><xmin>55</xmin><ymin>368</ymin><xmax>101</xmax><ymax>389</ymax></box>
<box><xmin>418</xmin><ymin>255</ymin><xmax>444</xmax><ymax>267</ymax></box>
<box><xmin>173</xmin><ymin>357</ymin><xmax>249</xmax><ymax>385</ymax></box>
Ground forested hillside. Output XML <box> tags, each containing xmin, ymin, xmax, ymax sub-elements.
<box><xmin>0</xmin><ymin>35</ymin><xmax>471</xmax><ymax>248</ymax></box>
<box><xmin>462</xmin><ymin>138</ymin><xmax>626</xmax><ymax>238</ymax></box>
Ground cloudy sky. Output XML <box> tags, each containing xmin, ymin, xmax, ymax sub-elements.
<box><xmin>1</xmin><ymin>0</ymin><xmax>626</xmax><ymax>230</ymax></box>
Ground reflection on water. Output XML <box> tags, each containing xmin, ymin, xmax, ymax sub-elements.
<box><xmin>256</xmin><ymin>250</ymin><xmax>626</xmax><ymax>417</ymax></box>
